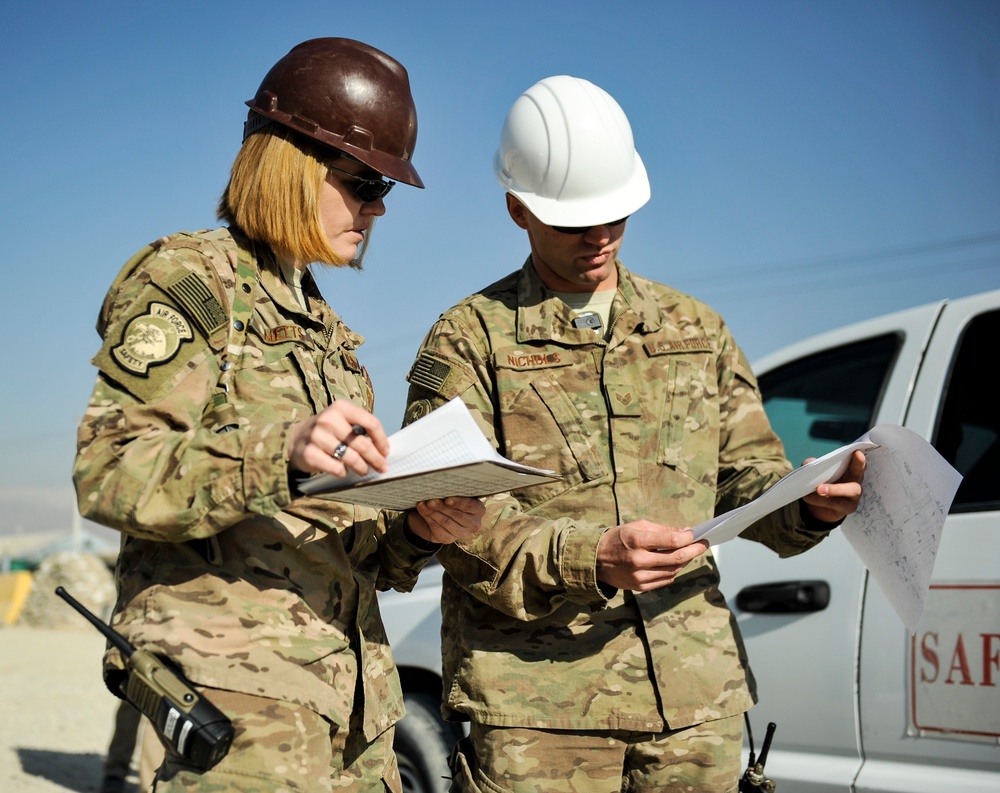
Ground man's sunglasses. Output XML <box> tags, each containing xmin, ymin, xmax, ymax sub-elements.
<box><xmin>327</xmin><ymin>163</ymin><xmax>395</xmax><ymax>203</ymax></box>
<box><xmin>551</xmin><ymin>216</ymin><xmax>629</xmax><ymax>235</ymax></box>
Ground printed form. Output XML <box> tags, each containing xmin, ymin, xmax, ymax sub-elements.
<box><xmin>297</xmin><ymin>398</ymin><xmax>558</xmax><ymax>511</ymax></box>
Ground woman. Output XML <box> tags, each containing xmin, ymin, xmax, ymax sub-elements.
<box><xmin>73</xmin><ymin>38</ymin><xmax>483</xmax><ymax>793</ymax></box>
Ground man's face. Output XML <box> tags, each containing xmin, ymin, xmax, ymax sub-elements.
<box><xmin>507</xmin><ymin>195</ymin><xmax>626</xmax><ymax>293</ymax></box>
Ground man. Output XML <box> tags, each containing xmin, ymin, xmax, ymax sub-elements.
<box><xmin>403</xmin><ymin>75</ymin><xmax>865</xmax><ymax>792</ymax></box>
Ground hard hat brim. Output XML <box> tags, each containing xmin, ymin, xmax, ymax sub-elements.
<box><xmin>501</xmin><ymin>151</ymin><xmax>650</xmax><ymax>228</ymax></box>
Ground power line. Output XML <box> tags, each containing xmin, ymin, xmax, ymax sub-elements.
<box><xmin>680</xmin><ymin>231</ymin><xmax>1000</xmax><ymax>288</ymax></box>
<box><xmin>704</xmin><ymin>255</ymin><xmax>999</xmax><ymax>298</ymax></box>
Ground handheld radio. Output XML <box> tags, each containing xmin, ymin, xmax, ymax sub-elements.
<box><xmin>55</xmin><ymin>586</ymin><xmax>234</xmax><ymax>771</ymax></box>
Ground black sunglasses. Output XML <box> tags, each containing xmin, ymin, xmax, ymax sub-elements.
<box><xmin>551</xmin><ymin>216</ymin><xmax>629</xmax><ymax>235</ymax></box>
<box><xmin>327</xmin><ymin>163</ymin><xmax>395</xmax><ymax>203</ymax></box>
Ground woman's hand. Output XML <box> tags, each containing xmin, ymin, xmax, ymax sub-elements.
<box><xmin>407</xmin><ymin>497</ymin><xmax>485</xmax><ymax>545</ymax></box>
<box><xmin>287</xmin><ymin>400</ymin><xmax>390</xmax><ymax>478</ymax></box>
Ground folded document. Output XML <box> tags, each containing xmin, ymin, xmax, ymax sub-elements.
<box><xmin>297</xmin><ymin>398</ymin><xmax>558</xmax><ymax>511</ymax></box>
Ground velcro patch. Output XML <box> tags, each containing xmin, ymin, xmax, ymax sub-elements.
<box><xmin>259</xmin><ymin>325</ymin><xmax>306</xmax><ymax>344</ymax></box>
<box><xmin>111</xmin><ymin>302</ymin><xmax>193</xmax><ymax>375</ymax></box>
<box><xmin>607</xmin><ymin>384</ymin><xmax>642</xmax><ymax>416</ymax></box>
<box><xmin>495</xmin><ymin>350</ymin><xmax>567</xmax><ymax>370</ymax></box>
<box><xmin>404</xmin><ymin>399</ymin><xmax>435</xmax><ymax>425</ymax></box>
<box><xmin>644</xmin><ymin>336</ymin><xmax>713</xmax><ymax>356</ymax></box>
<box><xmin>408</xmin><ymin>352</ymin><xmax>457</xmax><ymax>395</ymax></box>
<box><xmin>162</xmin><ymin>271</ymin><xmax>227</xmax><ymax>337</ymax></box>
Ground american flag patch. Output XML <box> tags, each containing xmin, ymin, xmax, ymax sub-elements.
<box><xmin>408</xmin><ymin>352</ymin><xmax>453</xmax><ymax>394</ymax></box>
<box><xmin>165</xmin><ymin>273</ymin><xmax>227</xmax><ymax>336</ymax></box>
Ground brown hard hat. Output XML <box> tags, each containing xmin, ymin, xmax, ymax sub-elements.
<box><xmin>245</xmin><ymin>38</ymin><xmax>423</xmax><ymax>188</ymax></box>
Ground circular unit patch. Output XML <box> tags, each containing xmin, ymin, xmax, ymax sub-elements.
<box><xmin>112</xmin><ymin>302</ymin><xmax>194</xmax><ymax>374</ymax></box>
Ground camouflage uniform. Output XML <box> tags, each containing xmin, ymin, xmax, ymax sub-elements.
<box><xmin>404</xmin><ymin>258</ymin><xmax>832</xmax><ymax>790</ymax></box>
<box><xmin>74</xmin><ymin>228</ymin><xmax>436</xmax><ymax>792</ymax></box>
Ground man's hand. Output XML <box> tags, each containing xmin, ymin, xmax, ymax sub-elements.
<box><xmin>801</xmin><ymin>449</ymin><xmax>867</xmax><ymax>524</ymax></box>
<box><xmin>596</xmin><ymin>521</ymin><xmax>708</xmax><ymax>592</ymax></box>
<box><xmin>407</xmin><ymin>497</ymin><xmax>485</xmax><ymax>545</ymax></box>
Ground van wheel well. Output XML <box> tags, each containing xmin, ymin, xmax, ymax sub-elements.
<box><xmin>393</xmin><ymin>680</ymin><xmax>462</xmax><ymax>793</ymax></box>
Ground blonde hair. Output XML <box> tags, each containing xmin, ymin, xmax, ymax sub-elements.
<box><xmin>217</xmin><ymin>126</ymin><xmax>370</xmax><ymax>269</ymax></box>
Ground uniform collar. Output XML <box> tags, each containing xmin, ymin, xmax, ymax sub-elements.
<box><xmin>233</xmin><ymin>235</ymin><xmax>353</xmax><ymax>344</ymax></box>
<box><xmin>252</xmin><ymin>255</ymin><xmax>332</xmax><ymax>329</ymax></box>
<box><xmin>514</xmin><ymin>257</ymin><xmax>664</xmax><ymax>344</ymax></box>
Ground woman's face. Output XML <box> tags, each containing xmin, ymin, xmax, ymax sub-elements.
<box><xmin>319</xmin><ymin>160</ymin><xmax>388</xmax><ymax>263</ymax></box>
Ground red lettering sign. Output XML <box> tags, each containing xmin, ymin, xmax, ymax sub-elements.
<box><xmin>911</xmin><ymin>583</ymin><xmax>1000</xmax><ymax>738</ymax></box>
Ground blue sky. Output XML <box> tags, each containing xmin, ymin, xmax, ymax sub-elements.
<box><xmin>2</xmin><ymin>0</ymin><xmax>998</xmax><ymax>538</ymax></box>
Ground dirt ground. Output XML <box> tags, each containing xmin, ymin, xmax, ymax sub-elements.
<box><xmin>0</xmin><ymin>626</ymin><xmax>129</xmax><ymax>792</ymax></box>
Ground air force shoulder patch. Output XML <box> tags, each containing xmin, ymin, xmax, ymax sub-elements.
<box><xmin>112</xmin><ymin>302</ymin><xmax>194</xmax><ymax>375</ymax></box>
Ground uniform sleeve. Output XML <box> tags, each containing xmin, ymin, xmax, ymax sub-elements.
<box><xmin>404</xmin><ymin>314</ymin><xmax>610</xmax><ymax>621</ymax></box>
<box><xmin>373</xmin><ymin>509</ymin><xmax>442</xmax><ymax>593</ymax></box>
<box><xmin>73</xmin><ymin>252</ymin><xmax>294</xmax><ymax>541</ymax></box>
<box><xmin>713</xmin><ymin>320</ymin><xmax>833</xmax><ymax>556</ymax></box>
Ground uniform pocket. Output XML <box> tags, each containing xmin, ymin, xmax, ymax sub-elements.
<box><xmin>321</xmin><ymin>344</ymin><xmax>374</xmax><ymax>410</ymax></box>
<box><xmin>495</xmin><ymin>346</ymin><xmax>606</xmax><ymax>492</ymax></box>
<box><xmin>232</xmin><ymin>318</ymin><xmax>317</xmax><ymax>415</ymax></box>
<box><xmin>656</xmin><ymin>352</ymin><xmax>719</xmax><ymax>473</ymax></box>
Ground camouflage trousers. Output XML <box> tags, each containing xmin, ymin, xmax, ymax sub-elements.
<box><xmin>152</xmin><ymin>688</ymin><xmax>401</xmax><ymax>793</ymax></box>
<box><xmin>448</xmin><ymin>714</ymin><xmax>743</xmax><ymax>793</ymax></box>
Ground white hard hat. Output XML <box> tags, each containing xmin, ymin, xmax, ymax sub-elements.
<box><xmin>493</xmin><ymin>75</ymin><xmax>650</xmax><ymax>228</ymax></box>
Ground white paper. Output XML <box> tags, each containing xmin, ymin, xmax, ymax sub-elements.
<box><xmin>297</xmin><ymin>398</ymin><xmax>558</xmax><ymax>510</ymax></box>
<box><xmin>693</xmin><ymin>438</ymin><xmax>879</xmax><ymax>544</ymax></box>
<box><xmin>695</xmin><ymin>424</ymin><xmax>962</xmax><ymax>633</ymax></box>
<box><xmin>840</xmin><ymin>425</ymin><xmax>962</xmax><ymax>633</ymax></box>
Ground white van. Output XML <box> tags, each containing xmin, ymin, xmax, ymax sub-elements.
<box><xmin>380</xmin><ymin>288</ymin><xmax>1000</xmax><ymax>793</ymax></box>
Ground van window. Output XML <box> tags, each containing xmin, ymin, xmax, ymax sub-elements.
<box><xmin>933</xmin><ymin>309</ymin><xmax>1000</xmax><ymax>512</ymax></box>
<box><xmin>757</xmin><ymin>335</ymin><xmax>899</xmax><ymax>467</ymax></box>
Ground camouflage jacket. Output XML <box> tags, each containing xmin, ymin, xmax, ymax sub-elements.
<box><xmin>404</xmin><ymin>258</ymin><xmax>831</xmax><ymax>731</ymax></box>
<box><xmin>73</xmin><ymin>228</ymin><xmax>436</xmax><ymax>740</ymax></box>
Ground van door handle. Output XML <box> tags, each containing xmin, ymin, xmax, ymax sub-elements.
<box><xmin>735</xmin><ymin>580</ymin><xmax>830</xmax><ymax>613</ymax></box>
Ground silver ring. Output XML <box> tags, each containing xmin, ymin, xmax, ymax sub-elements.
<box><xmin>332</xmin><ymin>442</ymin><xmax>349</xmax><ymax>461</ymax></box>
